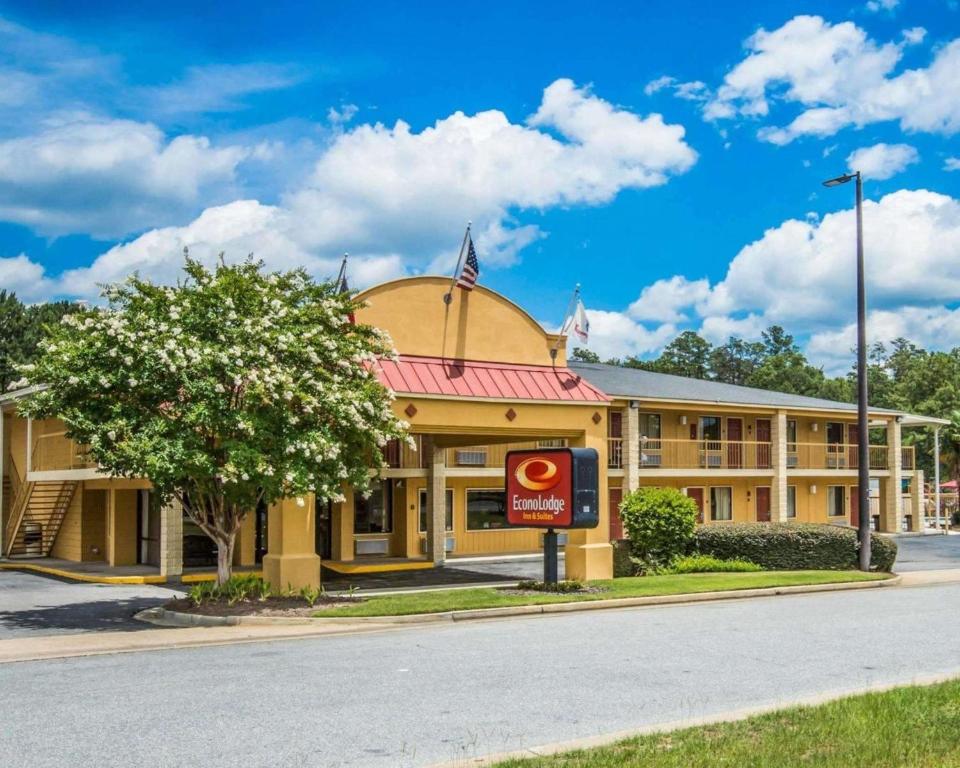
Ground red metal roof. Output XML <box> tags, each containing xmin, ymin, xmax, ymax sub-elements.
<box><xmin>374</xmin><ymin>355</ymin><xmax>609</xmax><ymax>403</ymax></box>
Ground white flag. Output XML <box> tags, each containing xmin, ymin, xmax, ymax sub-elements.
<box><xmin>573</xmin><ymin>298</ymin><xmax>589</xmax><ymax>342</ymax></box>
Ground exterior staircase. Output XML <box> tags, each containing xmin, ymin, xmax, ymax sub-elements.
<box><xmin>4</xmin><ymin>475</ymin><xmax>79</xmax><ymax>558</ymax></box>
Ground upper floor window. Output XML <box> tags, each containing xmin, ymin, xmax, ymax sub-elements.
<box><xmin>826</xmin><ymin>422</ymin><xmax>845</xmax><ymax>445</ymax></box>
<box><xmin>787</xmin><ymin>420</ymin><xmax>797</xmax><ymax>450</ymax></box>
<box><xmin>700</xmin><ymin>416</ymin><xmax>722</xmax><ymax>442</ymax></box>
<box><xmin>639</xmin><ymin>413</ymin><xmax>661</xmax><ymax>442</ymax></box>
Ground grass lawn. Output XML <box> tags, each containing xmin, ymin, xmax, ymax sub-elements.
<box><xmin>317</xmin><ymin>570</ymin><xmax>889</xmax><ymax>617</ymax></box>
<box><xmin>491</xmin><ymin>679</ymin><xmax>960</xmax><ymax>767</ymax></box>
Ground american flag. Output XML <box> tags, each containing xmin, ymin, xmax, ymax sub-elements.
<box><xmin>456</xmin><ymin>235</ymin><xmax>480</xmax><ymax>290</ymax></box>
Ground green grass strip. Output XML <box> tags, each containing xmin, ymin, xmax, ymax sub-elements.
<box><xmin>493</xmin><ymin>678</ymin><xmax>960</xmax><ymax>767</ymax></box>
<box><xmin>317</xmin><ymin>570</ymin><xmax>888</xmax><ymax>618</ymax></box>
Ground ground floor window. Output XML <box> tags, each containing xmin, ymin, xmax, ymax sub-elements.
<box><xmin>787</xmin><ymin>485</ymin><xmax>797</xmax><ymax>519</ymax></box>
<box><xmin>828</xmin><ymin>485</ymin><xmax>846</xmax><ymax>517</ymax></box>
<box><xmin>466</xmin><ymin>489</ymin><xmax>507</xmax><ymax>530</ymax></box>
<box><xmin>354</xmin><ymin>479</ymin><xmax>392</xmax><ymax>533</ymax></box>
<box><xmin>710</xmin><ymin>486</ymin><xmax>733</xmax><ymax>521</ymax></box>
<box><xmin>418</xmin><ymin>488</ymin><xmax>454</xmax><ymax>532</ymax></box>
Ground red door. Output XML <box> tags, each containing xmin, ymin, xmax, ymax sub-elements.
<box><xmin>850</xmin><ymin>486</ymin><xmax>859</xmax><ymax>527</ymax></box>
<box><xmin>727</xmin><ymin>418</ymin><xmax>743</xmax><ymax>468</ymax></box>
<box><xmin>755</xmin><ymin>419</ymin><xmax>771</xmax><ymax>468</ymax></box>
<box><xmin>847</xmin><ymin>424</ymin><xmax>859</xmax><ymax>469</ymax></box>
<box><xmin>609</xmin><ymin>487</ymin><xmax>624</xmax><ymax>540</ymax></box>
<box><xmin>756</xmin><ymin>486</ymin><xmax>771</xmax><ymax>522</ymax></box>
<box><xmin>686</xmin><ymin>488</ymin><xmax>705</xmax><ymax>524</ymax></box>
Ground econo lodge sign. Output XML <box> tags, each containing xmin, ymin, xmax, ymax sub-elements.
<box><xmin>505</xmin><ymin>447</ymin><xmax>599</xmax><ymax>529</ymax></box>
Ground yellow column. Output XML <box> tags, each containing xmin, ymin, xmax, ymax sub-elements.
<box><xmin>910</xmin><ymin>470</ymin><xmax>925</xmax><ymax>532</ymax></box>
<box><xmin>425</xmin><ymin>437</ymin><xmax>447</xmax><ymax>566</ymax></box>
<box><xmin>770</xmin><ymin>410</ymin><xmax>788</xmax><ymax>522</ymax></box>
<box><xmin>262</xmin><ymin>495</ymin><xmax>320</xmax><ymax>590</ymax></box>
<box><xmin>622</xmin><ymin>406</ymin><xmax>639</xmax><ymax>494</ymax></box>
<box><xmin>106</xmin><ymin>489</ymin><xmax>138</xmax><ymax>567</ymax></box>
<box><xmin>881</xmin><ymin>418</ymin><xmax>903</xmax><ymax>532</ymax></box>
<box><xmin>564</xmin><ymin>415</ymin><xmax>613</xmax><ymax>581</ymax></box>
<box><xmin>332</xmin><ymin>491</ymin><xmax>354</xmax><ymax>561</ymax></box>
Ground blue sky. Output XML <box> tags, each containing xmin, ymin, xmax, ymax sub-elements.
<box><xmin>1</xmin><ymin>0</ymin><xmax>959</xmax><ymax>372</ymax></box>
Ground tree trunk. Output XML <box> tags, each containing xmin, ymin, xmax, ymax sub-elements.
<box><xmin>216</xmin><ymin>532</ymin><xmax>236</xmax><ymax>586</ymax></box>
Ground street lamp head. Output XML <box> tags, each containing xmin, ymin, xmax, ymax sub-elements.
<box><xmin>822</xmin><ymin>172</ymin><xmax>858</xmax><ymax>188</ymax></box>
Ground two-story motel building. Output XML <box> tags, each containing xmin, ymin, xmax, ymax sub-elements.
<box><xmin>0</xmin><ymin>276</ymin><xmax>945</xmax><ymax>588</ymax></box>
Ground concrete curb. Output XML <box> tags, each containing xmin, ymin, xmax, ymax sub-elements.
<box><xmin>140</xmin><ymin>574</ymin><xmax>901</xmax><ymax>628</ymax></box>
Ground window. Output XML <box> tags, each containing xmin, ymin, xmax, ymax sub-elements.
<box><xmin>786</xmin><ymin>420</ymin><xmax>797</xmax><ymax>451</ymax></box>
<box><xmin>700</xmin><ymin>416</ymin><xmax>722</xmax><ymax>442</ymax></box>
<box><xmin>710</xmin><ymin>486</ymin><xmax>733</xmax><ymax>521</ymax></box>
<box><xmin>466</xmin><ymin>489</ymin><xmax>508</xmax><ymax>530</ymax></box>
<box><xmin>418</xmin><ymin>489</ymin><xmax>454</xmax><ymax>532</ymax></box>
<box><xmin>787</xmin><ymin>486</ymin><xmax>797</xmax><ymax>519</ymax></box>
<box><xmin>354</xmin><ymin>479</ymin><xmax>392</xmax><ymax>533</ymax></box>
<box><xmin>826</xmin><ymin>422</ymin><xmax>845</xmax><ymax>445</ymax></box>
<box><xmin>639</xmin><ymin>413</ymin><xmax>661</xmax><ymax>441</ymax></box>
<box><xmin>828</xmin><ymin>486</ymin><xmax>845</xmax><ymax>517</ymax></box>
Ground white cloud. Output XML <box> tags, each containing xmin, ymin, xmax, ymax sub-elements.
<box><xmin>627</xmin><ymin>276</ymin><xmax>710</xmax><ymax>322</ymax></box>
<box><xmin>286</xmin><ymin>78</ymin><xmax>697</xmax><ymax>268</ymax></box>
<box><xmin>866</xmin><ymin>0</ymin><xmax>900</xmax><ymax>12</ymax></box>
<box><xmin>134</xmin><ymin>63</ymin><xmax>306</xmax><ymax>117</ymax></box>
<box><xmin>902</xmin><ymin>27</ymin><xmax>927</xmax><ymax>45</ymax></box>
<box><xmin>589</xmin><ymin>188</ymin><xmax>960</xmax><ymax>369</ymax></box>
<box><xmin>945</xmin><ymin>157</ymin><xmax>960</xmax><ymax>171</ymax></box>
<box><xmin>0</xmin><ymin>253</ymin><xmax>54</xmax><ymax>302</ymax></box>
<box><xmin>0</xmin><ymin>114</ymin><xmax>249</xmax><ymax>237</ymax></box>
<box><xmin>20</xmin><ymin>79</ymin><xmax>697</xmax><ymax>300</ymax></box>
<box><xmin>846</xmin><ymin>142</ymin><xmax>919</xmax><ymax>179</ymax></box>
<box><xmin>644</xmin><ymin>76</ymin><xmax>710</xmax><ymax>102</ymax></box>
<box><xmin>705</xmin><ymin>16</ymin><xmax>960</xmax><ymax>144</ymax></box>
<box><xmin>576</xmin><ymin>309</ymin><xmax>677</xmax><ymax>361</ymax></box>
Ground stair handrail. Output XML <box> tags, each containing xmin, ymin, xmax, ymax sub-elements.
<box><xmin>41</xmin><ymin>481</ymin><xmax>79</xmax><ymax>556</ymax></box>
<box><xmin>3</xmin><ymin>461</ymin><xmax>31</xmax><ymax>557</ymax></box>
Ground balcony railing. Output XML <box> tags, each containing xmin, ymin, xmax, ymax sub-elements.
<box><xmin>901</xmin><ymin>446</ymin><xmax>915</xmax><ymax>470</ymax></box>
<box><xmin>31</xmin><ymin>431</ymin><xmax>95</xmax><ymax>472</ymax></box>
<box><xmin>384</xmin><ymin>437</ymin><xmax>562</xmax><ymax>470</ymax></box>
<box><xmin>639</xmin><ymin>439</ymin><xmax>774</xmax><ymax>470</ymax></box>
<box><xmin>790</xmin><ymin>443</ymin><xmax>887</xmax><ymax>471</ymax></box>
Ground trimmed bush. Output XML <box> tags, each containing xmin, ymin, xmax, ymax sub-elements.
<box><xmin>619</xmin><ymin>487</ymin><xmax>698</xmax><ymax>570</ymax></box>
<box><xmin>693</xmin><ymin>523</ymin><xmax>897</xmax><ymax>572</ymax></box>
<box><xmin>665</xmin><ymin>554</ymin><xmax>762</xmax><ymax>574</ymax></box>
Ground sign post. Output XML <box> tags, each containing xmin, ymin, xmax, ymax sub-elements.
<box><xmin>505</xmin><ymin>447</ymin><xmax>599</xmax><ymax>587</ymax></box>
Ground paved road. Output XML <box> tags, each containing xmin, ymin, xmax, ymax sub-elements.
<box><xmin>0</xmin><ymin>571</ymin><xmax>180</xmax><ymax>639</ymax></box>
<box><xmin>890</xmin><ymin>533</ymin><xmax>960</xmax><ymax>571</ymax></box>
<box><xmin>2</xmin><ymin>582</ymin><xmax>960</xmax><ymax>768</ymax></box>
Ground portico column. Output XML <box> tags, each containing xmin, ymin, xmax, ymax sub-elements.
<box><xmin>424</xmin><ymin>436</ymin><xmax>446</xmax><ymax>566</ymax></box>
<box><xmin>770</xmin><ymin>410</ymin><xmax>788</xmax><ymax>522</ymax></box>
<box><xmin>910</xmin><ymin>470</ymin><xmax>925</xmax><ymax>532</ymax></box>
<box><xmin>564</xmin><ymin>416</ymin><xmax>614</xmax><ymax>581</ymax></box>
<box><xmin>881</xmin><ymin>418</ymin><xmax>903</xmax><ymax>532</ymax></box>
<box><xmin>263</xmin><ymin>494</ymin><xmax>320</xmax><ymax>590</ymax></box>
<box><xmin>158</xmin><ymin>497</ymin><xmax>183</xmax><ymax>580</ymax></box>
<box><xmin>622</xmin><ymin>406</ymin><xmax>640</xmax><ymax>494</ymax></box>
<box><xmin>0</xmin><ymin>407</ymin><xmax>5</xmax><ymax>558</ymax></box>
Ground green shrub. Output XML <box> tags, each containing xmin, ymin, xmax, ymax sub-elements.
<box><xmin>186</xmin><ymin>574</ymin><xmax>274</xmax><ymax>605</ymax></box>
<box><xmin>693</xmin><ymin>523</ymin><xmax>897</xmax><ymax>572</ymax></box>
<box><xmin>619</xmin><ymin>487</ymin><xmax>698</xmax><ymax>570</ymax></box>
<box><xmin>665</xmin><ymin>554</ymin><xmax>762</xmax><ymax>574</ymax></box>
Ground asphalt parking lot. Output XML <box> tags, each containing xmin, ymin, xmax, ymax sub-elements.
<box><xmin>0</xmin><ymin>570</ymin><xmax>181</xmax><ymax>639</ymax></box>
<box><xmin>889</xmin><ymin>532</ymin><xmax>960</xmax><ymax>571</ymax></box>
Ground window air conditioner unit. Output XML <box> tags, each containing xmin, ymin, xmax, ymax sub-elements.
<box><xmin>419</xmin><ymin>536</ymin><xmax>456</xmax><ymax>553</ymax></box>
<box><xmin>455</xmin><ymin>449</ymin><xmax>487</xmax><ymax>466</ymax></box>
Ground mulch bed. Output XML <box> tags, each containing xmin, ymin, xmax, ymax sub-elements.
<box><xmin>500</xmin><ymin>585</ymin><xmax>608</xmax><ymax>597</ymax></box>
<box><xmin>165</xmin><ymin>595</ymin><xmax>362</xmax><ymax>618</ymax></box>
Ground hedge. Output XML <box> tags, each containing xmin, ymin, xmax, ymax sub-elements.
<box><xmin>693</xmin><ymin>523</ymin><xmax>897</xmax><ymax>572</ymax></box>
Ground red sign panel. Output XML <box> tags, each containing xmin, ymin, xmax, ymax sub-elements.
<box><xmin>506</xmin><ymin>449</ymin><xmax>574</xmax><ymax>528</ymax></box>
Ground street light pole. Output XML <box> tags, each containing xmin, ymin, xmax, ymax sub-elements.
<box><xmin>823</xmin><ymin>170</ymin><xmax>871</xmax><ymax>571</ymax></box>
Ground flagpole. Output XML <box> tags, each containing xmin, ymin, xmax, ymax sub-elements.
<box><xmin>443</xmin><ymin>222</ymin><xmax>472</xmax><ymax>305</ymax></box>
<box><xmin>550</xmin><ymin>284</ymin><xmax>581</xmax><ymax>363</ymax></box>
<box><xmin>335</xmin><ymin>253</ymin><xmax>348</xmax><ymax>288</ymax></box>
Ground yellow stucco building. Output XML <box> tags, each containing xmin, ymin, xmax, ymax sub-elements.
<box><xmin>0</xmin><ymin>276</ymin><xmax>944</xmax><ymax>587</ymax></box>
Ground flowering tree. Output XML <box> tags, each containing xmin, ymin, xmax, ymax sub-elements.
<box><xmin>15</xmin><ymin>256</ymin><xmax>411</xmax><ymax>584</ymax></box>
